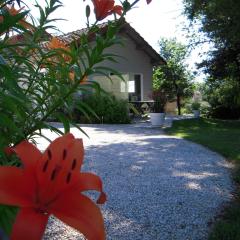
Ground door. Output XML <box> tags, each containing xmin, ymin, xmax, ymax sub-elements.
<box><xmin>128</xmin><ymin>74</ymin><xmax>142</xmax><ymax>101</ymax></box>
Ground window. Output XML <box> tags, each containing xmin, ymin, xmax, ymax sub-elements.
<box><xmin>128</xmin><ymin>80</ymin><xmax>135</xmax><ymax>93</ymax></box>
<box><xmin>128</xmin><ymin>74</ymin><xmax>142</xmax><ymax>101</ymax></box>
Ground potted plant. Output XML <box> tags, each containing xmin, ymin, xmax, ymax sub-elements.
<box><xmin>191</xmin><ymin>101</ymin><xmax>201</xmax><ymax>118</ymax></box>
<box><xmin>149</xmin><ymin>90</ymin><xmax>168</xmax><ymax>126</ymax></box>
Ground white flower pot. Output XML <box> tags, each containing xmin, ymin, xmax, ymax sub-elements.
<box><xmin>193</xmin><ymin>110</ymin><xmax>200</xmax><ymax>118</ymax></box>
<box><xmin>150</xmin><ymin>113</ymin><xmax>165</xmax><ymax>126</ymax></box>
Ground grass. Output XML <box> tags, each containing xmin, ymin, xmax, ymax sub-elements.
<box><xmin>165</xmin><ymin>118</ymin><xmax>240</xmax><ymax>240</ymax></box>
<box><xmin>166</xmin><ymin>118</ymin><xmax>240</xmax><ymax>162</ymax></box>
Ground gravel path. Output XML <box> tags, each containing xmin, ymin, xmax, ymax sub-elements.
<box><xmin>39</xmin><ymin>123</ymin><xmax>234</xmax><ymax>240</ymax></box>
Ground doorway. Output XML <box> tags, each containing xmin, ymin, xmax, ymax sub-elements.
<box><xmin>128</xmin><ymin>74</ymin><xmax>142</xmax><ymax>101</ymax></box>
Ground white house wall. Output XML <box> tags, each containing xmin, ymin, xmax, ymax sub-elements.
<box><xmin>91</xmin><ymin>74</ymin><xmax>129</xmax><ymax>100</ymax></box>
<box><xmin>95</xmin><ymin>33</ymin><xmax>153</xmax><ymax>101</ymax></box>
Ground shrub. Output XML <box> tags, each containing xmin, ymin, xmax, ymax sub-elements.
<box><xmin>210</xmin><ymin>106</ymin><xmax>240</xmax><ymax>119</ymax></box>
<box><xmin>75</xmin><ymin>94</ymin><xmax>131</xmax><ymax>124</ymax></box>
<box><xmin>200</xmin><ymin>101</ymin><xmax>211</xmax><ymax>117</ymax></box>
<box><xmin>201</xmin><ymin>78</ymin><xmax>240</xmax><ymax>119</ymax></box>
<box><xmin>191</xmin><ymin>101</ymin><xmax>201</xmax><ymax>110</ymax></box>
<box><xmin>183</xmin><ymin>101</ymin><xmax>211</xmax><ymax>117</ymax></box>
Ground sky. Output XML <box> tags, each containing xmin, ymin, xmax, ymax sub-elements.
<box><xmin>27</xmin><ymin>0</ymin><xmax>186</xmax><ymax>47</ymax></box>
<box><xmin>25</xmin><ymin>0</ymin><xmax>205</xmax><ymax>81</ymax></box>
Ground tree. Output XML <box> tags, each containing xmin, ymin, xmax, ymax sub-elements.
<box><xmin>182</xmin><ymin>0</ymin><xmax>240</xmax><ymax>118</ymax></box>
<box><xmin>153</xmin><ymin>38</ymin><xmax>194</xmax><ymax>115</ymax></box>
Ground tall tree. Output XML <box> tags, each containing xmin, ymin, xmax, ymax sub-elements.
<box><xmin>182</xmin><ymin>0</ymin><xmax>240</xmax><ymax>117</ymax></box>
<box><xmin>153</xmin><ymin>38</ymin><xmax>193</xmax><ymax>115</ymax></box>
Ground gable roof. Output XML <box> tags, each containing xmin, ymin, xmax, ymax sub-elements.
<box><xmin>119</xmin><ymin>23</ymin><xmax>166</xmax><ymax>66</ymax></box>
<box><xmin>57</xmin><ymin>22</ymin><xmax>166</xmax><ymax>66</ymax></box>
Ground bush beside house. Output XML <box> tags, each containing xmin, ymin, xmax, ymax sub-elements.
<box><xmin>74</xmin><ymin>94</ymin><xmax>131</xmax><ymax>124</ymax></box>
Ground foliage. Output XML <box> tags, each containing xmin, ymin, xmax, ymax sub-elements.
<box><xmin>0</xmin><ymin>0</ymin><xmax>125</xmax><ymax>158</ymax></box>
<box><xmin>149</xmin><ymin>89</ymin><xmax>168</xmax><ymax>113</ymax></box>
<box><xmin>0</xmin><ymin>205</ymin><xmax>17</xmax><ymax>235</ymax></box>
<box><xmin>183</xmin><ymin>0</ymin><xmax>240</xmax><ymax>46</ymax></box>
<box><xmin>199</xmin><ymin>77</ymin><xmax>240</xmax><ymax>119</ymax></box>
<box><xmin>182</xmin><ymin>0</ymin><xmax>240</xmax><ymax>118</ymax></box>
<box><xmin>153</xmin><ymin>38</ymin><xmax>194</xmax><ymax>115</ymax></box>
<box><xmin>75</xmin><ymin>93</ymin><xmax>131</xmax><ymax>124</ymax></box>
<box><xmin>0</xmin><ymin>0</ymin><xmax>148</xmax><ymax>236</ymax></box>
<box><xmin>190</xmin><ymin>90</ymin><xmax>203</xmax><ymax>111</ymax></box>
<box><xmin>191</xmin><ymin>101</ymin><xmax>200</xmax><ymax>110</ymax></box>
<box><xmin>208</xmin><ymin>202</ymin><xmax>240</xmax><ymax>240</ymax></box>
<box><xmin>184</xmin><ymin>101</ymin><xmax>210</xmax><ymax>116</ymax></box>
<box><xmin>198</xmin><ymin>101</ymin><xmax>210</xmax><ymax>116</ymax></box>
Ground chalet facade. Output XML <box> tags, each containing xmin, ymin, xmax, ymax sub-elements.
<box><xmin>58</xmin><ymin>22</ymin><xmax>166</xmax><ymax>102</ymax></box>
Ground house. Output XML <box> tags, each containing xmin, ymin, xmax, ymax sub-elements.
<box><xmin>57</xmin><ymin>22</ymin><xmax>166</xmax><ymax>102</ymax></box>
<box><xmin>7</xmin><ymin>22</ymin><xmax>175</xmax><ymax>114</ymax></box>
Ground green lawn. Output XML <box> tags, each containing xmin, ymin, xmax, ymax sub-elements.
<box><xmin>166</xmin><ymin>118</ymin><xmax>240</xmax><ymax>240</ymax></box>
<box><xmin>166</xmin><ymin>118</ymin><xmax>240</xmax><ymax>162</ymax></box>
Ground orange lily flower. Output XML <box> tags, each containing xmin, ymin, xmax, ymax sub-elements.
<box><xmin>0</xmin><ymin>6</ymin><xmax>34</xmax><ymax>31</ymax></box>
<box><xmin>69</xmin><ymin>72</ymin><xmax>88</xmax><ymax>84</ymax></box>
<box><xmin>91</xmin><ymin>0</ymin><xmax>123</xmax><ymax>21</ymax></box>
<box><xmin>81</xmin><ymin>75</ymin><xmax>88</xmax><ymax>84</ymax></box>
<box><xmin>48</xmin><ymin>37</ymin><xmax>69</xmax><ymax>51</ymax></box>
<box><xmin>0</xmin><ymin>5</ymin><xmax>34</xmax><ymax>37</ymax></box>
<box><xmin>47</xmin><ymin>37</ymin><xmax>72</xmax><ymax>62</ymax></box>
<box><xmin>69</xmin><ymin>71</ymin><xmax>75</xmax><ymax>81</ymax></box>
<box><xmin>0</xmin><ymin>133</ymin><xmax>106</xmax><ymax>240</ymax></box>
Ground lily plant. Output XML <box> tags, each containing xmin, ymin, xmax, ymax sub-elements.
<box><xmin>0</xmin><ymin>0</ymin><xmax>152</xmax><ymax>239</ymax></box>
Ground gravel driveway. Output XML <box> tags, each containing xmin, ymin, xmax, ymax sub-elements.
<box><xmin>39</xmin><ymin>123</ymin><xmax>234</xmax><ymax>240</ymax></box>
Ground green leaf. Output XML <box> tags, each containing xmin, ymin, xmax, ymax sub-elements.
<box><xmin>0</xmin><ymin>113</ymin><xmax>24</xmax><ymax>137</ymax></box>
<box><xmin>0</xmin><ymin>205</ymin><xmax>18</xmax><ymax>235</ymax></box>
<box><xmin>71</xmin><ymin>122</ymin><xmax>89</xmax><ymax>138</ymax></box>
<box><xmin>75</xmin><ymin>100</ymin><xmax>100</xmax><ymax>121</ymax></box>
<box><xmin>41</xmin><ymin>122</ymin><xmax>65</xmax><ymax>136</ymax></box>
<box><xmin>0</xmin><ymin>10</ymin><xmax>29</xmax><ymax>34</ymax></box>
<box><xmin>94</xmin><ymin>66</ymin><xmax>125</xmax><ymax>81</ymax></box>
<box><xmin>53</xmin><ymin>112</ymin><xmax>70</xmax><ymax>134</ymax></box>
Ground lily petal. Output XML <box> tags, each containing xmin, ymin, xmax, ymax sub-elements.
<box><xmin>36</xmin><ymin>133</ymin><xmax>75</xmax><ymax>189</ymax></box>
<box><xmin>0</xmin><ymin>167</ymin><xmax>32</xmax><ymax>207</ymax></box>
<box><xmin>11</xmin><ymin>208</ymin><xmax>49</xmax><ymax>240</ymax></box>
<box><xmin>11</xmin><ymin>141</ymin><xmax>42</xmax><ymax>172</ymax></box>
<box><xmin>36</xmin><ymin>134</ymin><xmax>84</xmax><ymax>203</ymax></box>
<box><xmin>112</xmin><ymin>5</ymin><xmax>123</xmax><ymax>16</ymax></box>
<box><xmin>51</xmin><ymin>192</ymin><xmax>105</xmax><ymax>240</ymax></box>
<box><xmin>78</xmin><ymin>172</ymin><xmax>107</xmax><ymax>204</ymax></box>
<box><xmin>6</xmin><ymin>141</ymin><xmax>41</xmax><ymax>193</ymax></box>
<box><xmin>93</xmin><ymin>0</ymin><xmax>114</xmax><ymax>20</ymax></box>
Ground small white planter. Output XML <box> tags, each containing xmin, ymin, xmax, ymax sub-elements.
<box><xmin>150</xmin><ymin>113</ymin><xmax>165</xmax><ymax>126</ymax></box>
<box><xmin>193</xmin><ymin>110</ymin><xmax>200</xmax><ymax>118</ymax></box>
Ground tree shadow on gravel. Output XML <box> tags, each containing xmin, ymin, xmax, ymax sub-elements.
<box><xmin>82</xmin><ymin>137</ymin><xmax>233</xmax><ymax>240</ymax></box>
